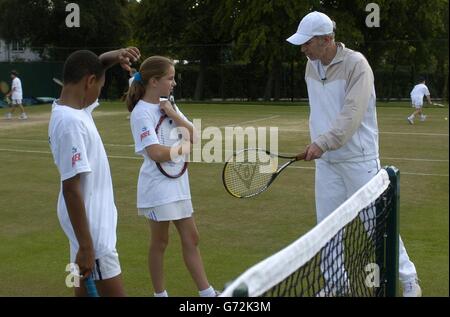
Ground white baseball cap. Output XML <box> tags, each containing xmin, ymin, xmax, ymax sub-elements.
<box><xmin>286</xmin><ymin>11</ymin><xmax>334</xmax><ymax>45</ymax></box>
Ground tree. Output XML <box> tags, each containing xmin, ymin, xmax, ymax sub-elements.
<box><xmin>0</xmin><ymin>0</ymin><xmax>131</xmax><ymax>60</ymax></box>
<box><xmin>0</xmin><ymin>0</ymin><xmax>133</xmax><ymax>98</ymax></box>
<box><xmin>309</xmin><ymin>0</ymin><xmax>448</xmax><ymax>100</ymax></box>
<box><xmin>131</xmin><ymin>0</ymin><xmax>234</xmax><ymax>100</ymax></box>
<box><xmin>218</xmin><ymin>0</ymin><xmax>312</xmax><ymax>100</ymax></box>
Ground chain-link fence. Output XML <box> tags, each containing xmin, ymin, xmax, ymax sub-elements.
<box><xmin>1</xmin><ymin>43</ymin><xmax>448</xmax><ymax>102</ymax></box>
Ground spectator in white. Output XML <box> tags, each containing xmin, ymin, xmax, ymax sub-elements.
<box><xmin>407</xmin><ymin>77</ymin><xmax>432</xmax><ymax>124</ymax></box>
<box><xmin>5</xmin><ymin>70</ymin><xmax>27</xmax><ymax>120</ymax></box>
<box><xmin>287</xmin><ymin>11</ymin><xmax>421</xmax><ymax>297</ymax></box>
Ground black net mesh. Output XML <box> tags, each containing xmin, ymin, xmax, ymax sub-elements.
<box><xmin>232</xmin><ymin>182</ymin><xmax>395</xmax><ymax>297</ymax></box>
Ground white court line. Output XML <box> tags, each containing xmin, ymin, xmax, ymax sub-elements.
<box><xmin>286</xmin><ymin>165</ymin><xmax>449</xmax><ymax>177</ymax></box>
<box><xmin>279</xmin><ymin>152</ymin><xmax>448</xmax><ymax>163</ymax></box>
<box><xmin>0</xmin><ymin>148</ymin><xmax>52</xmax><ymax>155</ymax></box>
<box><xmin>1</xmin><ymin>141</ymin><xmax>448</xmax><ymax>163</ymax></box>
<box><xmin>381</xmin><ymin>157</ymin><xmax>448</xmax><ymax>162</ymax></box>
<box><xmin>221</xmin><ymin>115</ymin><xmax>281</xmax><ymax>127</ymax></box>
<box><xmin>0</xmin><ymin>148</ymin><xmax>448</xmax><ymax>177</ymax></box>
<box><xmin>401</xmin><ymin>172</ymin><xmax>449</xmax><ymax>177</ymax></box>
<box><xmin>277</xmin><ymin>129</ymin><xmax>449</xmax><ymax>137</ymax></box>
<box><xmin>379</xmin><ymin>131</ymin><xmax>449</xmax><ymax>137</ymax></box>
<box><xmin>1</xmin><ymin>138</ymin><xmax>133</xmax><ymax>147</ymax></box>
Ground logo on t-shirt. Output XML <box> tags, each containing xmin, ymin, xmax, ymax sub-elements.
<box><xmin>71</xmin><ymin>147</ymin><xmax>81</xmax><ymax>167</ymax></box>
<box><xmin>140</xmin><ymin>127</ymin><xmax>150</xmax><ymax>141</ymax></box>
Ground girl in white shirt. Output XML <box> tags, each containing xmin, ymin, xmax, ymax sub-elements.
<box><xmin>127</xmin><ymin>56</ymin><xmax>217</xmax><ymax>297</ymax></box>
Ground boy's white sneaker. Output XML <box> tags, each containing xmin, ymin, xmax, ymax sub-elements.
<box><xmin>407</xmin><ymin>116</ymin><xmax>414</xmax><ymax>125</ymax></box>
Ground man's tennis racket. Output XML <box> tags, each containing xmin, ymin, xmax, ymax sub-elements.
<box><xmin>155</xmin><ymin>93</ymin><xmax>188</xmax><ymax>178</ymax></box>
<box><xmin>84</xmin><ymin>276</ymin><xmax>99</xmax><ymax>297</ymax></box>
<box><xmin>222</xmin><ymin>149</ymin><xmax>306</xmax><ymax>198</ymax></box>
<box><xmin>433</xmin><ymin>102</ymin><xmax>445</xmax><ymax>108</ymax></box>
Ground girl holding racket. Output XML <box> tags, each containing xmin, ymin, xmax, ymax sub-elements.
<box><xmin>127</xmin><ymin>56</ymin><xmax>218</xmax><ymax>297</ymax></box>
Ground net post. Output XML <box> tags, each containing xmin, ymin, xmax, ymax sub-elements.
<box><xmin>222</xmin><ymin>281</ymin><xmax>250</xmax><ymax>297</ymax></box>
<box><xmin>385</xmin><ymin>166</ymin><xmax>400</xmax><ymax>297</ymax></box>
<box><xmin>232</xmin><ymin>283</ymin><xmax>249</xmax><ymax>297</ymax></box>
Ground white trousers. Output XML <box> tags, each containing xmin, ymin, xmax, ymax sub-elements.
<box><xmin>315</xmin><ymin>159</ymin><xmax>418</xmax><ymax>284</ymax></box>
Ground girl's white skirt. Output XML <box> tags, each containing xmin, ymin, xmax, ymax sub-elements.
<box><xmin>138</xmin><ymin>199</ymin><xmax>193</xmax><ymax>222</ymax></box>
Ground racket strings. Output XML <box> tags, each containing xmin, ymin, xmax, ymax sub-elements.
<box><xmin>0</xmin><ymin>81</ymin><xmax>9</xmax><ymax>94</ymax></box>
<box><xmin>224</xmin><ymin>151</ymin><xmax>276</xmax><ymax>197</ymax></box>
<box><xmin>156</xmin><ymin>116</ymin><xmax>187</xmax><ymax>178</ymax></box>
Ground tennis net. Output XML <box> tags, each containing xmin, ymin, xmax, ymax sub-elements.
<box><xmin>220</xmin><ymin>167</ymin><xmax>400</xmax><ymax>297</ymax></box>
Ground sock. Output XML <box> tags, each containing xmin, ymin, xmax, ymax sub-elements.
<box><xmin>154</xmin><ymin>290</ymin><xmax>168</xmax><ymax>297</ymax></box>
<box><xmin>199</xmin><ymin>285</ymin><xmax>216</xmax><ymax>297</ymax></box>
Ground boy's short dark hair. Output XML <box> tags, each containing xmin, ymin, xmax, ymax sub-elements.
<box><xmin>418</xmin><ymin>76</ymin><xmax>426</xmax><ymax>83</ymax></box>
<box><xmin>10</xmin><ymin>70</ymin><xmax>18</xmax><ymax>76</ymax></box>
<box><xmin>62</xmin><ymin>50</ymin><xmax>104</xmax><ymax>85</ymax></box>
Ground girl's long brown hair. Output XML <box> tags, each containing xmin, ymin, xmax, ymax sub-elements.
<box><xmin>126</xmin><ymin>56</ymin><xmax>175</xmax><ymax>112</ymax></box>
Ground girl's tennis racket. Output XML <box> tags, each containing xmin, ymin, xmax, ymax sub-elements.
<box><xmin>155</xmin><ymin>94</ymin><xmax>188</xmax><ymax>178</ymax></box>
<box><xmin>222</xmin><ymin>148</ymin><xmax>306</xmax><ymax>198</ymax></box>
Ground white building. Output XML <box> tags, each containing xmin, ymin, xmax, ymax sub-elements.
<box><xmin>0</xmin><ymin>39</ymin><xmax>41</xmax><ymax>62</ymax></box>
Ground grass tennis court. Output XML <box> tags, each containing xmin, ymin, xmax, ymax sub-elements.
<box><xmin>0</xmin><ymin>101</ymin><xmax>448</xmax><ymax>296</ymax></box>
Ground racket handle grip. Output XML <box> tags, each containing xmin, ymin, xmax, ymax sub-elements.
<box><xmin>295</xmin><ymin>152</ymin><xmax>307</xmax><ymax>161</ymax></box>
<box><xmin>168</xmin><ymin>94</ymin><xmax>177</xmax><ymax>110</ymax></box>
<box><xmin>85</xmin><ymin>277</ymin><xmax>99</xmax><ymax>297</ymax></box>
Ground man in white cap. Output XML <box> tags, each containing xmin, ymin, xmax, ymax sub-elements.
<box><xmin>287</xmin><ymin>11</ymin><xmax>421</xmax><ymax>297</ymax></box>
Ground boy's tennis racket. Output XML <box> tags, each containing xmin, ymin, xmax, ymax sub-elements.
<box><xmin>222</xmin><ymin>149</ymin><xmax>306</xmax><ymax>198</ymax></box>
<box><xmin>155</xmin><ymin>93</ymin><xmax>188</xmax><ymax>178</ymax></box>
<box><xmin>84</xmin><ymin>276</ymin><xmax>99</xmax><ymax>297</ymax></box>
<box><xmin>53</xmin><ymin>78</ymin><xmax>63</xmax><ymax>86</ymax></box>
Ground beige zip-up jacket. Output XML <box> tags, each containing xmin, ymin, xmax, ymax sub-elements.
<box><xmin>305</xmin><ymin>43</ymin><xmax>379</xmax><ymax>163</ymax></box>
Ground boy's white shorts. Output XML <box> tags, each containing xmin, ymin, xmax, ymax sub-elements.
<box><xmin>89</xmin><ymin>249</ymin><xmax>121</xmax><ymax>281</ymax></box>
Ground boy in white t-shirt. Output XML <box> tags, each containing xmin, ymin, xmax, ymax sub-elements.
<box><xmin>407</xmin><ymin>77</ymin><xmax>432</xmax><ymax>124</ymax></box>
<box><xmin>48</xmin><ymin>47</ymin><xmax>140</xmax><ymax>297</ymax></box>
<box><xmin>5</xmin><ymin>70</ymin><xmax>27</xmax><ymax>120</ymax></box>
